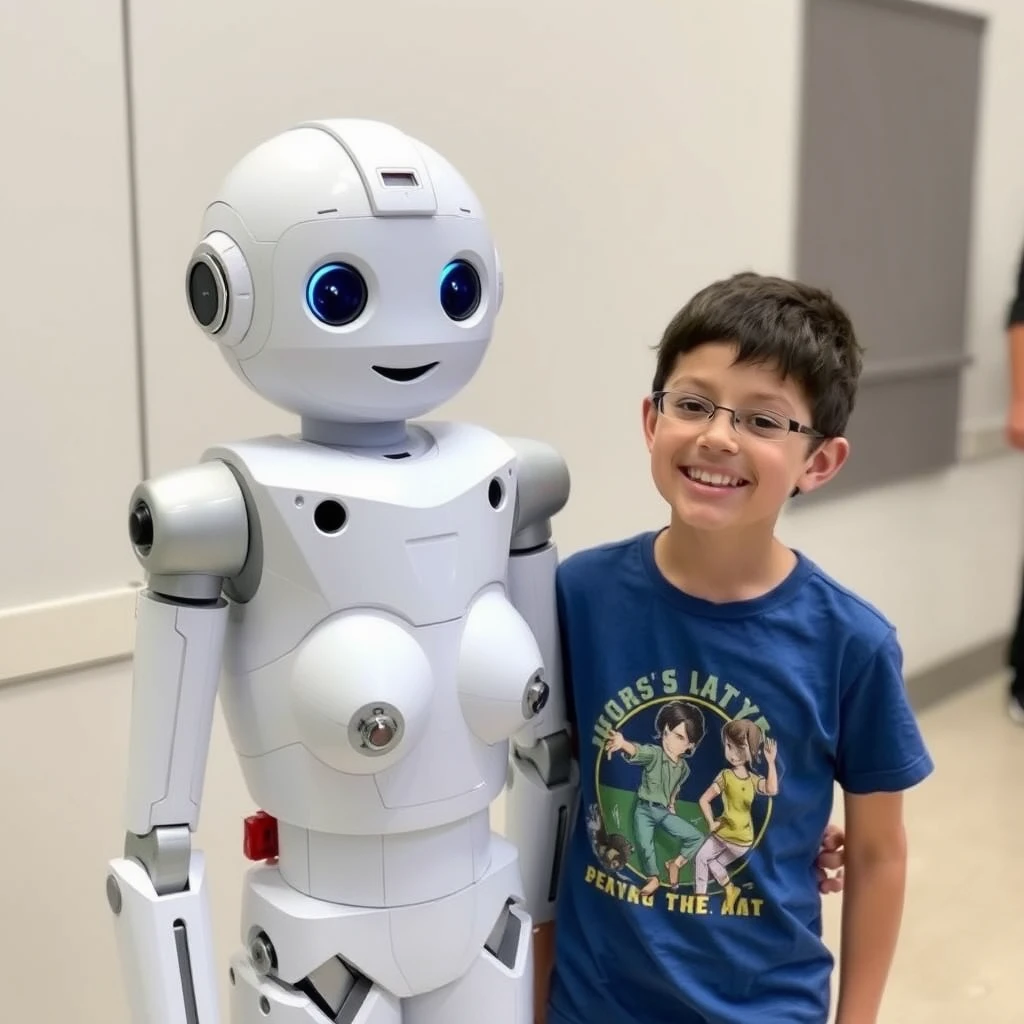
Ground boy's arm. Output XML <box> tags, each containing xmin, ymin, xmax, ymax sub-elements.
<box><xmin>533</xmin><ymin>921</ymin><xmax>557</xmax><ymax>1024</ymax></box>
<box><xmin>834</xmin><ymin>791</ymin><xmax>908</xmax><ymax>1024</ymax></box>
<box><xmin>833</xmin><ymin>627</ymin><xmax>934</xmax><ymax>1022</ymax></box>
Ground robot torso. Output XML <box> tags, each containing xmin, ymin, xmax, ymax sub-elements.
<box><xmin>203</xmin><ymin>420</ymin><xmax>539</xmax><ymax>845</ymax></box>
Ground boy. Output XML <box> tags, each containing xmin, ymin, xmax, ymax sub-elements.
<box><xmin>536</xmin><ymin>272</ymin><xmax>934</xmax><ymax>1024</ymax></box>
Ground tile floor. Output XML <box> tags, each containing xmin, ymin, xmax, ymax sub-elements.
<box><xmin>821</xmin><ymin>672</ymin><xmax>1024</xmax><ymax>1022</ymax></box>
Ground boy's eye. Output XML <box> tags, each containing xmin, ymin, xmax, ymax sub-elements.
<box><xmin>746</xmin><ymin>412</ymin><xmax>786</xmax><ymax>431</ymax></box>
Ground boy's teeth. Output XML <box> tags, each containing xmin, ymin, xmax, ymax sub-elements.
<box><xmin>685</xmin><ymin>467</ymin><xmax>743</xmax><ymax>487</ymax></box>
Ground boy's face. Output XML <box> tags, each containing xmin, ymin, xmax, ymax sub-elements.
<box><xmin>642</xmin><ymin>341</ymin><xmax>849</xmax><ymax>535</ymax></box>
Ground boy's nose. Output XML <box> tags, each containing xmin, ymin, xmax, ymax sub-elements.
<box><xmin>697</xmin><ymin>408</ymin><xmax>740</xmax><ymax>452</ymax></box>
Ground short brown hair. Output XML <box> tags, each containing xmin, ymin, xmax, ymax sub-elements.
<box><xmin>652</xmin><ymin>272</ymin><xmax>864</xmax><ymax>438</ymax></box>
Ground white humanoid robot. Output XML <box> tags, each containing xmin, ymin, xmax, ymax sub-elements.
<box><xmin>105</xmin><ymin>119</ymin><xmax>579</xmax><ymax>1024</ymax></box>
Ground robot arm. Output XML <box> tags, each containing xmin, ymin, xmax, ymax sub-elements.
<box><xmin>106</xmin><ymin>461</ymin><xmax>249</xmax><ymax>1024</ymax></box>
<box><xmin>501</xmin><ymin>438</ymin><xmax>578</xmax><ymax>927</ymax></box>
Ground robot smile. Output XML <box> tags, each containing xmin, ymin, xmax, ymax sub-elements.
<box><xmin>372</xmin><ymin>362</ymin><xmax>440</xmax><ymax>383</ymax></box>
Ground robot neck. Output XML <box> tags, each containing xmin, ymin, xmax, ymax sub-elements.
<box><xmin>300</xmin><ymin>417</ymin><xmax>408</xmax><ymax>449</ymax></box>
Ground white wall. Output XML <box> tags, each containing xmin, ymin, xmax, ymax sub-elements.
<box><xmin>1</xmin><ymin>0</ymin><xmax>1023</xmax><ymax>1020</ymax></box>
<box><xmin>0</xmin><ymin>0</ymin><xmax>142</xmax><ymax>681</ymax></box>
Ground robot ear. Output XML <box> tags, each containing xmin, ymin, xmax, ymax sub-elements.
<box><xmin>186</xmin><ymin>231</ymin><xmax>254</xmax><ymax>347</ymax></box>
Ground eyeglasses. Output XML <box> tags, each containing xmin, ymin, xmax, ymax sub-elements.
<box><xmin>651</xmin><ymin>390</ymin><xmax>824</xmax><ymax>442</ymax></box>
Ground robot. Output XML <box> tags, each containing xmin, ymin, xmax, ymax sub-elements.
<box><xmin>104</xmin><ymin>119</ymin><xmax>579</xmax><ymax>1023</ymax></box>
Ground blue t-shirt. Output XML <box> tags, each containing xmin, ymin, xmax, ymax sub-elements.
<box><xmin>547</xmin><ymin>531</ymin><xmax>934</xmax><ymax>1024</ymax></box>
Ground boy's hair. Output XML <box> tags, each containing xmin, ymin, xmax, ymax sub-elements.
<box><xmin>652</xmin><ymin>271</ymin><xmax>864</xmax><ymax>439</ymax></box>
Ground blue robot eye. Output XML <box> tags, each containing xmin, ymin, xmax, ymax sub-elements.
<box><xmin>307</xmin><ymin>263</ymin><xmax>367</xmax><ymax>326</ymax></box>
<box><xmin>439</xmin><ymin>260</ymin><xmax>481</xmax><ymax>322</ymax></box>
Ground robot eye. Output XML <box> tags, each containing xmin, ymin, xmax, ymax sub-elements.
<box><xmin>307</xmin><ymin>263</ymin><xmax>368</xmax><ymax>326</ymax></box>
<box><xmin>439</xmin><ymin>260</ymin><xmax>481</xmax><ymax>322</ymax></box>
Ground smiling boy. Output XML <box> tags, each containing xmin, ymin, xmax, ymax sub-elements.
<box><xmin>539</xmin><ymin>272</ymin><xmax>934</xmax><ymax>1024</ymax></box>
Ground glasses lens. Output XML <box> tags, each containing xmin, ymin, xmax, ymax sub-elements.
<box><xmin>740</xmin><ymin>411</ymin><xmax>788</xmax><ymax>438</ymax></box>
<box><xmin>664</xmin><ymin>393</ymin><xmax>712</xmax><ymax>420</ymax></box>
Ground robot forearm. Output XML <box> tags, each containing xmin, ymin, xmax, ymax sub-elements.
<box><xmin>109</xmin><ymin>586</ymin><xmax>232</xmax><ymax>1021</ymax></box>
<box><xmin>506</xmin><ymin>735</ymin><xmax>578</xmax><ymax>926</ymax></box>
<box><xmin>505</xmin><ymin>538</ymin><xmax>579</xmax><ymax>927</ymax></box>
<box><xmin>107</xmin><ymin>851</ymin><xmax>221</xmax><ymax>1024</ymax></box>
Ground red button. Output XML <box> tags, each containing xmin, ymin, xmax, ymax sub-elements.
<box><xmin>243</xmin><ymin>811</ymin><xmax>279</xmax><ymax>862</ymax></box>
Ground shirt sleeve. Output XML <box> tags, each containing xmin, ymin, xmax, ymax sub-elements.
<box><xmin>835</xmin><ymin>629</ymin><xmax>935</xmax><ymax>794</ymax></box>
<box><xmin>1008</xmin><ymin>244</ymin><xmax>1024</xmax><ymax>328</ymax></box>
<box><xmin>625</xmin><ymin>742</ymin><xmax>659</xmax><ymax>768</ymax></box>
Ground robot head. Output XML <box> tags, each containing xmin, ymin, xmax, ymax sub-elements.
<box><xmin>185</xmin><ymin>119</ymin><xmax>504</xmax><ymax>426</ymax></box>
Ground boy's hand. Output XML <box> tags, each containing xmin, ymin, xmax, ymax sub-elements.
<box><xmin>816</xmin><ymin>822</ymin><xmax>845</xmax><ymax>894</ymax></box>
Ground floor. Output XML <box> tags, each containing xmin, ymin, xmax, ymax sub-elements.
<box><xmin>820</xmin><ymin>672</ymin><xmax>1024</xmax><ymax>1022</ymax></box>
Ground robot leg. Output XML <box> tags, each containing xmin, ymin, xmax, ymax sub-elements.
<box><xmin>229</xmin><ymin>954</ymin><xmax>401</xmax><ymax>1023</ymax></box>
<box><xmin>404</xmin><ymin>899</ymin><xmax>533</xmax><ymax>1024</ymax></box>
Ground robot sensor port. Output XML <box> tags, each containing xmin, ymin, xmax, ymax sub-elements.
<box><xmin>187</xmin><ymin>256</ymin><xmax>228</xmax><ymax>333</ymax></box>
<box><xmin>313</xmin><ymin>499</ymin><xmax>347</xmax><ymax>534</ymax></box>
<box><xmin>488</xmin><ymin>478</ymin><xmax>505</xmax><ymax>509</ymax></box>
<box><xmin>129</xmin><ymin>501</ymin><xmax>154</xmax><ymax>551</ymax></box>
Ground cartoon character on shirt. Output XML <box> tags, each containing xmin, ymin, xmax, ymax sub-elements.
<box><xmin>585</xmin><ymin>802</ymin><xmax>634</xmax><ymax>878</ymax></box>
<box><xmin>604</xmin><ymin>700</ymin><xmax>707</xmax><ymax>897</ymax></box>
<box><xmin>685</xmin><ymin>719</ymin><xmax>778</xmax><ymax>907</ymax></box>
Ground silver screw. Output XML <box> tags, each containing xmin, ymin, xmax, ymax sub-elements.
<box><xmin>249</xmin><ymin>933</ymin><xmax>275</xmax><ymax>976</ymax></box>
<box><xmin>524</xmin><ymin>676</ymin><xmax>550</xmax><ymax>717</ymax></box>
<box><xmin>106</xmin><ymin>875</ymin><xmax>122</xmax><ymax>915</ymax></box>
<box><xmin>360</xmin><ymin>711</ymin><xmax>398</xmax><ymax>750</ymax></box>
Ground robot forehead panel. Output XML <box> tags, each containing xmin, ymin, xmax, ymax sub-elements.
<box><xmin>297</xmin><ymin>119</ymin><xmax>442</xmax><ymax>218</ymax></box>
<box><xmin>207</xmin><ymin>119</ymin><xmax>482</xmax><ymax>243</ymax></box>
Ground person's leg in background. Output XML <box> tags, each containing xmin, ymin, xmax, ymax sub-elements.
<box><xmin>1003</xmin><ymin>243</ymin><xmax>1024</xmax><ymax>723</ymax></box>
<box><xmin>1007</xmin><ymin>564</ymin><xmax>1024</xmax><ymax>723</ymax></box>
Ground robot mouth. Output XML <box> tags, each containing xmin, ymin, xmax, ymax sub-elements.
<box><xmin>371</xmin><ymin>362</ymin><xmax>440</xmax><ymax>383</ymax></box>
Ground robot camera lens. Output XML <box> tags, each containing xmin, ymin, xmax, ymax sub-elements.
<box><xmin>129</xmin><ymin>501</ymin><xmax>154</xmax><ymax>550</ymax></box>
<box><xmin>188</xmin><ymin>259</ymin><xmax>224</xmax><ymax>330</ymax></box>
<box><xmin>439</xmin><ymin>260</ymin><xmax>481</xmax><ymax>322</ymax></box>
<box><xmin>307</xmin><ymin>263</ymin><xmax>368</xmax><ymax>326</ymax></box>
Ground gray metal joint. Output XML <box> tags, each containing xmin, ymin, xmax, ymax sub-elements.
<box><xmin>124</xmin><ymin>824</ymin><xmax>192</xmax><ymax>896</ymax></box>
<box><xmin>514</xmin><ymin>729</ymin><xmax>573</xmax><ymax>788</ymax></box>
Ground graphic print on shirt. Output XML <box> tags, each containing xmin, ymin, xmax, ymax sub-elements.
<box><xmin>585</xmin><ymin>668</ymin><xmax>779</xmax><ymax>919</ymax></box>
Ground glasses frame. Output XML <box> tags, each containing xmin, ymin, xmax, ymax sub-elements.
<box><xmin>651</xmin><ymin>390</ymin><xmax>825</xmax><ymax>441</ymax></box>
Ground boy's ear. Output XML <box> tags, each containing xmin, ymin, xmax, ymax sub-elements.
<box><xmin>642</xmin><ymin>394</ymin><xmax>658</xmax><ymax>452</ymax></box>
<box><xmin>795</xmin><ymin>436</ymin><xmax>850</xmax><ymax>496</ymax></box>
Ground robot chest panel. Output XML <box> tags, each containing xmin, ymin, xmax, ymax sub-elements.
<box><xmin>236</xmin><ymin>433</ymin><xmax>518</xmax><ymax>627</ymax></box>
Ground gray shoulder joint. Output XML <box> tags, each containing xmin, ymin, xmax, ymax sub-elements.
<box><xmin>129</xmin><ymin>460</ymin><xmax>248</xmax><ymax>600</ymax></box>
<box><xmin>503</xmin><ymin>437</ymin><xmax>570</xmax><ymax>551</ymax></box>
